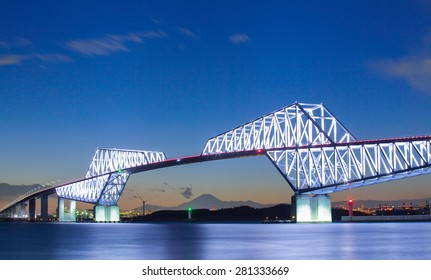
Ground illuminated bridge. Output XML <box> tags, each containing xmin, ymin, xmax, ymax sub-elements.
<box><xmin>1</xmin><ymin>102</ymin><xmax>431</xmax><ymax>223</ymax></box>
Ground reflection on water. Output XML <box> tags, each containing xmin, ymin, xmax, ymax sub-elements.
<box><xmin>1</xmin><ymin>222</ymin><xmax>431</xmax><ymax>260</ymax></box>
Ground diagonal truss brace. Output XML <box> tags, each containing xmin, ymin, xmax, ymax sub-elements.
<box><xmin>97</xmin><ymin>171</ymin><xmax>131</xmax><ymax>206</ymax></box>
<box><xmin>267</xmin><ymin>137</ymin><xmax>431</xmax><ymax>194</ymax></box>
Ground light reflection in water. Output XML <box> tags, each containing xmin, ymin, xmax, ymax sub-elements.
<box><xmin>1</xmin><ymin>222</ymin><xmax>431</xmax><ymax>260</ymax></box>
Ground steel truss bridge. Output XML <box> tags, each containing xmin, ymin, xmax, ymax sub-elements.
<box><xmin>1</xmin><ymin>102</ymin><xmax>431</xmax><ymax>222</ymax></box>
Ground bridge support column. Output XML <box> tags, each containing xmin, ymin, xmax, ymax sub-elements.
<box><xmin>20</xmin><ymin>203</ymin><xmax>27</xmax><ymax>218</ymax></box>
<box><xmin>41</xmin><ymin>195</ymin><xmax>49</xmax><ymax>222</ymax></box>
<box><xmin>70</xmin><ymin>200</ymin><xmax>76</xmax><ymax>221</ymax></box>
<box><xmin>12</xmin><ymin>205</ymin><xmax>19</xmax><ymax>218</ymax></box>
<box><xmin>8</xmin><ymin>208</ymin><xmax>14</xmax><ymax>218</ymax></box>
<box><xmin>58</xmin><ymin>198</ymin><xmax>76</xmax><ymax>222</ymax></box>
<box><xmin>94</xmin><ymin>205</ymin><xmax>120</xmax><ymax>222</ymax></box>
<box><xmin>291</xmin><ymin>194</ymin><xmax>332</xmax><ymax>223</ymax></box>
<box><xmin>29</xmin><ymin>198</ymin><xmax>36</xmax><ymax>221</ymax></box>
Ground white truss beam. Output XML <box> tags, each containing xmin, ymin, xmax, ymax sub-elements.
<box><xmin>202</xmin><ymin>102</ymin><xmax>355</xmax><ymax>155</ymax></box>
<box><xmin>268</xmin><ymin>138</ymin><xmax>431</xmax><ymax>194</ymax></box>
<box><xmin>56</xmin><ymin>148</ymin><xmax>166</xmax><ymax>205</ymax></box>
<box><xmin>55</xmin><ymin>174</ymin><xmax>110</xmax><ymax>204</ymax></box>
<box><xmin>86</xmin><ymin>148</ymin><xmax>166</xmax><ymax>177</ymax></box>
<box><xmin>202</xmin><ymin>102</ymin><xmax>431</xmax><ymax>194</ymax></box>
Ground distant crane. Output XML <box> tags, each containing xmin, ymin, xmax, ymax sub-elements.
<box><xmin>127</xmin><ymin>190</ymin><xmax>148</xmax><ymax>216</ymax></box>
<box><xmin>135</xmin><ymin>193</ymin><xmax>148</xmax><ymax>216</ymax></box>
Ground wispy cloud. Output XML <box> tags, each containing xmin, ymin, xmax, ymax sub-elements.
<box><xmin>0</xmin><ymin>38</ymin><xmax>31</xmax><ymax>49</ymax></box>
<box><xmin>177</xmin><ymin>27</ymin><xmax>197</xmax><ymax>39</ymax></box>
<box><xmin>65</xmin><ymin>34</ymin><xmax>142</xmax><ymax>56</ymax></box>
<box><xmin>0</xmin><ymin>37</ymin><xmax>72</xmax><ymax>66</ymax></box>
<box><xmin>0</xmin><ymin>53</ymin><xmax>71</xmax><ymax>66</ymax></box>
<box><xmin>229</xmin><ymin>33</ymin><xmax>251</xmax><ymax>44</ymax></box>
<box><xmin>65</xmin><ymin>31</ymin><xmax>167</xmax><ymax>56</ymax></box>
<box><xmin>140</xmin><ymin>31</ymin><xmax>168</xmax><ymax>39</ymax></box>
<box><xmin>370</xmin><ymin>57</ymin><xmax>431</xmax><ymax>94</ymax></box>
<box><xmin>0</xmin><ymin>54</ymin><xmax>27</xmax><ymax>65</ymax></box>
<box><xmin>370</xmin><ymin>33</ymin><xmax>431</xmax><ymax>94</ymax></box>
<box><xmin>150</xmin><ymin>18</ymin><xmax>166</xmax><ymax>26</ymax></box>
<box><xmin>180</xmin><ymin>186</ymin><xmax>193</xmax><ymax>199</ymax></box>
<box><xmin>146</xmin><ymin>185</ymin><xmax>169</xmax><ymax>194</ymax></box>
<box><xmin>32</xmin><ymin>53</ymin><xmax>72</xmax><ymax>63</ymax></box>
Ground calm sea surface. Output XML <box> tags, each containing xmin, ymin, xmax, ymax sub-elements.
<box><xmin>0</xmin><ymin>222</ymin><xmax>430</xmax><ymax>260</ymax></box>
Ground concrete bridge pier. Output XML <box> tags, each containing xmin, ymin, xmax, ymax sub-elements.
<box><xmin>58</xmin><ymin>198</ymin><xmax>76</xmax><ymax>222</ymax></box>
<box><xmin>29</xmin><ymin>198</ymin><xmax>36</xmax><ymax>221</ymax></box>
<box><xmin>11</xmin><ymin>204</ymin><xmax>19</xmax><ymax>218</ymax></box>
<box><xmin>94</xmin><ymin>205</ymin><xmax>120</xmax><ymax>222</ymax></box>
<box><xmin>41</xmin><ymin>195</ymin><xmax>49</xmax><ymax>221</ymax></box>
<box><xmin>19</xmin><ymin>202</ymin><xmax>27</xmax><ymax>218</ymax></box>
<box><xmin>291</xmin><ymin>194</ymin><xmax>332</xmax><ymax>223</ymax></box>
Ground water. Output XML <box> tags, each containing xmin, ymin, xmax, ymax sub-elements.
<box><xmin>0</xmin><ymin>222</ymin><xmax>430</xmax><ymax>260</ymax></box>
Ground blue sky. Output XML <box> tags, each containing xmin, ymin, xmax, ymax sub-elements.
<box><xmin>1</xmin><ymin>0</ymin><xmax>431</xmax><ymax>209</ymax></box>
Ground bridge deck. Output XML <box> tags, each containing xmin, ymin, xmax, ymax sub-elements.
<box><xmin>2</xmin><ymin>135</ymin><xmax>431</xmax><ymax>213</ymax></box>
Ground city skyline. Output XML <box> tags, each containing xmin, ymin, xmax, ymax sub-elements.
<box><xmin>2</xmin><ymin>1</ymin><xmax>431</xmax><ymax>209</ymax></box>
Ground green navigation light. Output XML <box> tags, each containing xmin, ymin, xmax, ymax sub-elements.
<box><xmin>188</xmin><ymin>207</ymin><xmax>192</xmax><ymax>211</ymax></box>
<box><xmin>118</xmin><ymin>169</ymin><xmax>123</xmax><ymax>173</ymax></box>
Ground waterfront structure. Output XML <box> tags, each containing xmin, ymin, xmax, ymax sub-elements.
<box><xmin>1</xmin><ymin>102</ymin><xmax>431</xmax><ymax>223</ymax></box>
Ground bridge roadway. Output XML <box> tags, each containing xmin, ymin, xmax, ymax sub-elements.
<box><xmin>1</xmin><ymin>148</ymin><xmax>269</xmax><ymax>215</ymax></box>
<box><xmin>2</xmin><ymin>134</ymin><xmax>431</xmax><ymax>218</ymax></box>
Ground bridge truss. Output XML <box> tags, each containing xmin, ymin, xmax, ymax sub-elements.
<box><xmin>2</xmin><ymin>102</ymin><xmax>431</xmax><ymax>222</ymax></box>
<box><xmin>55</xmin><ymin>148</ymin><xmax>166</xmax><ymax>205</ymax></box>
<box><xmin>202</xmin><ymin>102</ymin><xmax>431</xmax><ymax>194</ymax></box>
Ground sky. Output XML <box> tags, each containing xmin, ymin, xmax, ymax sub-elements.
<box><xmin>2</xmin><ymin>0</ymin><xmax>431</xmax><ymax>210</ymax></box>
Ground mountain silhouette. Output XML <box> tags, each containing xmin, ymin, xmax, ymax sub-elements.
<box><xmin>133</xmin><ymin>193</ymin><xmax>275</xmax><ymax>212</ymax></box>
<box><xmin>173</xmin><ymin>193</ymin><xmax>275</xmax><ymax>210</ymax></box>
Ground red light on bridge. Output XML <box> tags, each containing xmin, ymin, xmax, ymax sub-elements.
<box><xmin>348</xmin><ymin>198</ymin><xmax>354</xmax><ymax>217</ymax></box>
<box><xmin>257</xmin><ymin>149</ymin><xmax>263</xmax><ymax>154</ymax></box>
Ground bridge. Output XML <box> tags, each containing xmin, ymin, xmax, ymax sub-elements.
<box><xmin>1</xmin><ymin>102</ymin><xmax>431</xmax><ymax>223</ymax></box>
